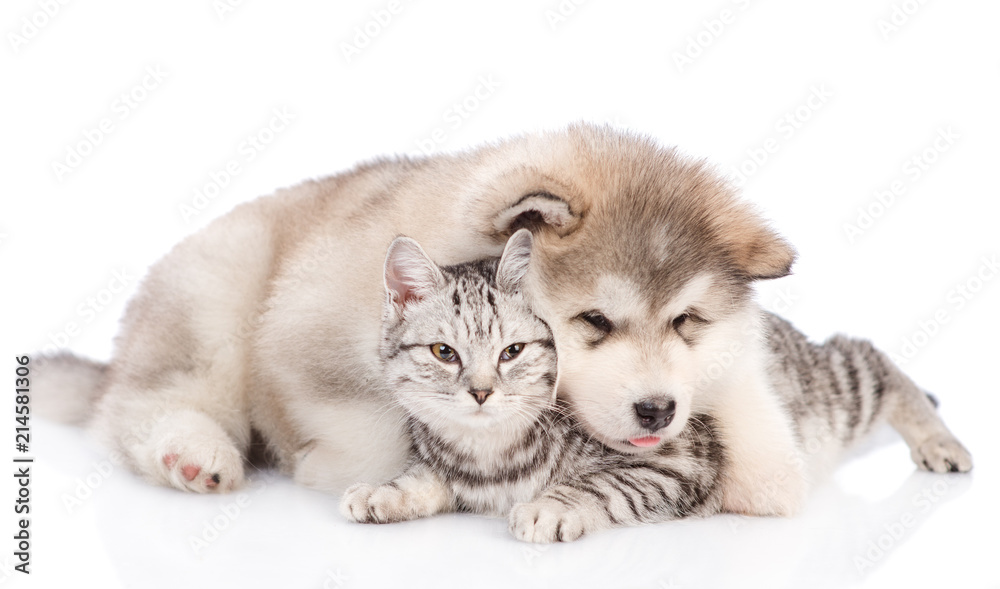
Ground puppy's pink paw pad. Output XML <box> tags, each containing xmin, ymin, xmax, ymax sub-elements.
<box><xmin>181</xmin><ymin>464</ymin><xmax>202</xmax><ymax>482</ymax></box>
<box><xmin>156</xmin><ymin>438</ymin><xmax>244</xmax><ymax>493</ymax></box>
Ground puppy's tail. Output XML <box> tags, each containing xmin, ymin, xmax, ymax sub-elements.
<box><xmin>31</xmin><ymin>353</ymin><xmax>108</xmax><ymax>425</ymax></box>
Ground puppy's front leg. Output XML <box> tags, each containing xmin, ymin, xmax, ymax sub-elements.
<box><xmin>339</xmin><ymin>464</ymin><xmax>452</xmax><ymax>524</ymax></box>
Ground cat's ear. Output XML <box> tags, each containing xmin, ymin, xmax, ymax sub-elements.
<box><xmin>496</xmin><ymin>229</ymin><xmax>533</xmax><ymax>291</ymax></box>
<box><xmin>384</xmin><ymin>236</ymin><xmax>444</xmax><ymax>311</ymax></box>
<box><xmin>492</xmin><ymin>193</ymin><xmax>580</xmax><ymax>237</ymax></box>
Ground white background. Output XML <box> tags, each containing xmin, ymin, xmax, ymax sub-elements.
<box><xmin>2</xmin><ymin>0</ymin><xmax>999</xmax><ymax>587</ymax></box>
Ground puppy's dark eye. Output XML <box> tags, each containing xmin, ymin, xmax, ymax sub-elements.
<box><xmin>580</xmin><ymin>311</ymin><xmax>613</xmax><ymax>334</ymax></box>
<box><xmin>672</xmin><ymin>313</ymin><xmax>690</xmax><ymax>331</ymax></box>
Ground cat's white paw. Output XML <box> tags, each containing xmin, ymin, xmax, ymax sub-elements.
<box><xmin>155</xmin><ymin>433</ymin><xmax>245</xmax><ymax>493</ymax></box>
<box><xmin>509</xmin><ymin>500</ymin><xmax>587</xmax><ymax>543</ymax></box>
<box><xmin>340</xmin><ymin>483</ymin><xmax>422</xmax><ymax>524</ymax></box>
<box><xmin>340</xmin><ymin>483</ymin><xmax>376</xmax><ymax>522</ymax></box>
<box><xmin>913</xmin><ymin>434</ymin><xmax>973</xmax><ymax>473</ymax></box>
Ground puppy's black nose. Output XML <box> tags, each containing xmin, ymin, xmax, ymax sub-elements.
<box><xmin>634</xmin><ymin>400</ymin><xmax>676</xmax><ymax>431</ymax></box>
<box><xmin>470</xmin><ymin>389</ymin><xmax>493</xmax><ymax>405</ymax></box>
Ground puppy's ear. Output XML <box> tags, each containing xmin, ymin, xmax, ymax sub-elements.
<box><xmin>713</xmin><ymin>205</ymin><xmax>797</xmax><ymax>280</ymax></box>
<box><xmin>492</xmin><ymin>192</ymin><xmax>581</xmax><ymax>237</ymax></box>
<box><xmin>496</xmin><ymin>229</ymin><xmax>533</xmax><ymax>291</ymax></box>
<box><xmin>384</xmin><ymin>236</ymin><xmax>444</xmax><ymax>312</ymax></box>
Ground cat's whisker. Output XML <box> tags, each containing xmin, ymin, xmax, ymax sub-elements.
<box><xmin>367</xmin><ymin>397</ymin><xmax>410</xmax><ymax>431</ymax></box>
<box><xmin>686</xmin><ymin>415</ymin><xmax>716</xmax><ymax>446</ymax></box>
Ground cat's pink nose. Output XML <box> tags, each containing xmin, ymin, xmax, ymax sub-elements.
<box><xmin>470</xmin><ymin>389</ymin><xmax>493</xmax><ymax>405</ymax></box>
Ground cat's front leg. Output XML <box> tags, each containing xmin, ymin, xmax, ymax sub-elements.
<box><xmin>510</xmin><ymin>451</ymin><xmax>724</xmax><ymax>543</ymax></box>
<box><xmin>509</xmin><ymin>485</ymin><xmax>608</xmax><ymax>543</ymax></box>
<box><xmin>339</xmin><ymin>464</ymin><xmax>452</xmax><ymax>524</ymax></box>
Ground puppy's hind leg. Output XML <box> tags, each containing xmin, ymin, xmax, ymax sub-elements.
<box><xmin>92</xmin><ymin>381</ymin><xmax>249</xmax><ymax>493</ymax></box>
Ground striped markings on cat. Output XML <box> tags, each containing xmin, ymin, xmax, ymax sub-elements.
<box><xmin>188</xmin><ymin>473</ymin><xmax>277</xmax><ymax>554</ymax></box>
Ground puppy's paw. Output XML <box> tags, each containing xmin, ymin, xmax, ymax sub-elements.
<box><xmin>509</xmin><ymin>500</ymin><xmax>587</xmax><ymax>543</ymax></box>
<box><xmin>913</xmin><ymin>434</ymin><xmax>973</xmax><ymax>473</ymax></box>
<box><xmin>156</xmin><ymin>436</ymin><xmax>244</xmax><ymax>493</ymax></box>
<box><xmin>340</xmin><ymin>483</ymin><xmax>376</xmax><ymax>522</ymax></box>
<box><xmin>142</xmin><ymin>410</ymin><xmax>246</xmax><ymax>493</ymax></box>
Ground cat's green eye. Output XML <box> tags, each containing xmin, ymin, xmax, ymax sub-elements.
<box><xmin>430</xmin><ymin>343</ymin><xmax>458</xmax><ymax>363</ymax></box>
<box><xmin>500</xmin><ymin>343</ymin><xmax>524</xmax><ymax>361</ymax></box>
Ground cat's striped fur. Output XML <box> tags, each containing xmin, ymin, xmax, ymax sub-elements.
<box><xmin>340</xmin><ymin>230</ymin><xmax>726</xmax><ymax>542</ymax></box>
<box><xmin>765</xmin><ymin>313</ymin><xmax>968</xmax><ymax>479</ymax></box>
<box><xmin>407</xmin><ymin>408</ymin><xmax>724</xmax><ymax>529</ymax></box>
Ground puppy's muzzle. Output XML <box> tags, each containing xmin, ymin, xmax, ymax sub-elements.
<box><xmin>634</xmin><ymin>399</ymin><xmax>676</xmax><ymax>432</ymax></box>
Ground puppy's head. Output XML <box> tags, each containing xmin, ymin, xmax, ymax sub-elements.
<box><xmin>488</xmin><ymin>126</ymin><xmax>795</xmax><ymax>453</ymax></box>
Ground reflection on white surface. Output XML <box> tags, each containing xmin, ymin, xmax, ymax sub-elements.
<box><xmin>16</xmin><ymin>415</ymin><xmax>996</xmax><ymax>589</ymax></box>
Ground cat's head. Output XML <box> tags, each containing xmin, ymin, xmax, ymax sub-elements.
<box><xmin>379</xmin><ymin>229</ymin><xmax>558</xmax><ymax>433</ymax></box>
